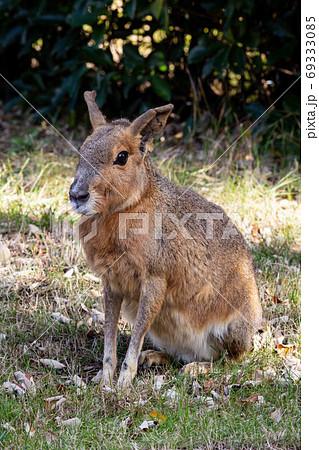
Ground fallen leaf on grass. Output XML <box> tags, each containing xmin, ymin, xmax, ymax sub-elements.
<box><xmin>282</xmin><ymin>356</ymin><xmax>301</xmax><ymax>381</ymax></box>
<box><xmin>14</xmin><ymin>371</ymin><xmax>36</xmax><ymax>394</ymax></box>
<box><xmin>45</xmin><ymin>395</ymin><xmax>66</xmax><ymax>410</ymax></box>
<box><xmin>251</xmin><ymin>225</ymin><xmax>262</xmax><ymax>243</ymax></box>
<box><xmin>270</xmin><ymin>316</ymin><xmax>289</xmax><ymax>325</ymax></box>
<box><xmin>241</xmin><ymin>392</ymin><xmax>265</xmax><ymax>405</ymax></box>
<box><xmin>273</xmin><ymin>334</ymin><xmax>285</xmax><ymax>346</ymax></box>
<box><xmin>2</xmin><ymin>423</ymin><xmax>15</xmax><ymax>432</ymax></box>
<box><xmin>56</xmin><ymin>417</ymin><xmax>81</xmax><ymax>428</ymax></box>
<box><xmin>179</xmin><ymin>361</ymin><xmax>212</xmax><ymax>377</ymax></box>
<box><xmin>271</xmin><ymin>295</ymin><xmax>282</xmax><ymax>304</ymax></box>
<box><xmin>139</xmin><ymin>420</ymin><xmax>156</xmax><ymax>431</ymax></box>
<box><xmin>63</xmin><ymin>268</ymin><xmax>74</xmax><ymax>278</ymax></box>
<box><xmin>84</xmin><ymin>273</ymin><xmax>100</xmax><ymax>283</ymax></box>
<box><xmin>210</xmin><ymin>390</ymin><xmax>220</xmax><ymax>401</ymax></box>
<box><xmin>120</xmin><ymin>417</ymin><xmax>132</xmax><ymax>430</ymax></box>
<box><xmin>270</xmin><ymin>408</ymin><xmax>282</xmax><ymax>422</ymax></box>
<box><xmin>40</xmin><ymin>359</ymin><xmax>66</xmax><ymax>370</ymax></box>
<box><xmin>277</xmin><ymin>343</ymin><xmax>296</xmax><ymax>357</ymax></box>
<box><xmin>149</xmin><ymin>410</ymin><xmax>166</xmax><ymax>423</ymax></box>
<box><xmin>194</xmin><ymin>395</ymin><xmax>218</xmax><ymax>410</ymax></box>
<box><xmin>72</xmin><ymin>375</ymin><xmax>87</xmax><ymax>391</ymax></box>
<box><xmin>28</xmin><ymin>224</ymin><xmax>41</xmax><ymax>235</ymax></box>
<box><xmin>153</xmin><ymin>375</ymin><xmax>165</xmax><ymax>391</ymax></box>
<box><xmin>162</xmin><ymin>387</ymin><xmax>180</xmax><ymax>404</ymax></box>
<box><xmin>133</xmin><ymin>397</ymin><xmax>148</xmax><ymax>406</ymax></box>
<box><xmin>24</xmin><ymin>423</ymin><xmax>36</xmax><ymax>437</ymax></box>
<box><xmin>52</xmin><ymin>312</ymin><xmax>70</xmax><ymax>324</ymax></box>
<box><xmin>253</xmin><ymin>367</ymin><xmax>276</xmax><ymax>382</ymax></box>
<box><xmin>2</xmin><ymin>381</ymin><xmax>25</xmax><ymax>396</ymax></box>
<box><xmin>90</xmin><ymin>289</ymin><xmax>101</xmax><ymax>298</ymax></box>
<box><xmin>192</xmin><ymin>380</ymin><xmax>202</xmax><ymax>394</ymax></box>
<box><xmin>46</xmin><ymin>431</ymin><xmax>58</xmax><ymax>444</ymax></box>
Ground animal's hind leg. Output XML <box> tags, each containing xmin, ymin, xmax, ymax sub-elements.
<box><xmin>138</xmin><ymin>350</ymin><xmax>170</xmax><ymax>369</ymax></box>
<box><xmin>223</xmin><ymin>317</ymin><xmax>257</xmax><ymax>360</ymax></box>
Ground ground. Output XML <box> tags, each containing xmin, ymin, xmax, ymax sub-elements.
<box><xmin>0</xmin><ymin>113</ymin><xmax>300</xmax><ymax>449</ymax></box>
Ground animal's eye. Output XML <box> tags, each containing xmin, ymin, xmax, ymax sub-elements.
<box><xmin>114</xmin><ymin>151</ymin><xmax>129</xmax><ymax>166</ymax></box>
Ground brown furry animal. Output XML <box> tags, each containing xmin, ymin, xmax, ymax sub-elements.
<box><xmin>69</xmin><ymin>91</ymin><xmax>262</xmax><ymax>389</ymax></box>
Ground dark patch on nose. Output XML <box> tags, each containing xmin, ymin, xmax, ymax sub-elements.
<box><xmin>69</xmin><ymin>180</ymin><xmax>90</xmax><ymax>204</ymax></box>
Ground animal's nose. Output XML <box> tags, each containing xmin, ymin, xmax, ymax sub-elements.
<box><xmin>69</xmin><ymin>181</ymin><xmax>90</xmax><ymax>204</ymax></box>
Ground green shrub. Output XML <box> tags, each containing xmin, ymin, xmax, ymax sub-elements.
<box><xmin>0</xmin><ymin>0</ymin><xmax>300</xmax><ymax>125</ymax></box>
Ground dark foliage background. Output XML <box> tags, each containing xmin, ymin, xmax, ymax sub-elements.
<box><xmin>0</xmin><ymin>0</ymin><xmax>300</xmax><ymax>128</ymax></box>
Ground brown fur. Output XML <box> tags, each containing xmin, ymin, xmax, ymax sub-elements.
<box><xmin>69</xmin><ymin>91</ymin><xmax>262</xmax><ymax>388</ymax></box>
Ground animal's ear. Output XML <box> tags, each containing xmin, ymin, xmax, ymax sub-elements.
<box><xmin>130</xmin><ymin>104</ymin><xmax>174</xmax><ymax>137</ymax></box>
<box><xmin>84</xmin><ymin>90</ymin><xmax>107</xmax><ymax>130</ymax></box>
<box><xmin>130</xmin><ymin>104</ymin><xmax>174</xmax><ymax>159</ymax></box>
<box><xmin>129</xmin><ymin>104</ymin><xmax>174</xmax><ymax>156</ymax></box>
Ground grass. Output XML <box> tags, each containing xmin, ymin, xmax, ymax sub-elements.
<box><xmin>0</xmin><ymin>115</ymin><xmax>300</xmax><ymax>449</ymax></box>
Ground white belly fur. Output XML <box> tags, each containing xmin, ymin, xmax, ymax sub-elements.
<box><xmin>121</xmin><ymin>299</ymin><xmax>234</xmax><ymax>363</ymax></box>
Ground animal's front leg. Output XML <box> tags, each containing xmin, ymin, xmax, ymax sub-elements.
<box><xmin>99</xmin><ymin>286</ymin><xmax>122</xmax><ymax>387</ymax></box>
<box><xmin>117</xmin><ymin>277</ymin><xmax>166</xmax><ymax>390</ymax></box>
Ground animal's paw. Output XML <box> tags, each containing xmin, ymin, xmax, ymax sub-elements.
<box><xmin>179</xmin><ymin>361</ymin><xmax>212</xmax><ymax>377</ymax></box>
<box><xmin>138</xmin><ymin>350</ymin><xmax>170</xmax><ymax>369</ymax></box>
<box><xmin>117</xmin><ymin>361</ymin><xmax>137</xmax><ymax>391</ymax></box>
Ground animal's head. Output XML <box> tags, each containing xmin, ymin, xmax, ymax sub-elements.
<box><xmin>69</xmin><ymin>91</ymin><xmax>173</xmax><ymax>216</ymax></box>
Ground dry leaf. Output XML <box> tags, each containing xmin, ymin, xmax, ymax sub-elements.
<box><xmin>251</xmin><ymin>225</ymin><xmax>262</xmax><ymax>243</ymax></box>
<box><xmin>63</xmin><ymin>268</ymin><xmax>74</xmax><ymax>278</ymax></box>
<box><xmin>57</xmin><ymin>417</ymin><xmax>81</xmax><ymax>428</ymax></box>
<box><xmin>84</xmin><ymin>273</ymin><xmax>100</xmax><ymax>283</ymax></box>
<box><xmin>270</xmin><ymin>408</ymin><xmax>282</xmax><ymax>422</ymax></box>
<box><xmin>45</xmin><ymin>395</ymin><xmax>66</xmax><ymax>410</ymax></box>
<box><xmin>133</xmin><ymin>398</ymin><xmax>148</xmax><ymax>406</ymax></box>
<box><xmin>0</xmin><ymin>243</ymin><xmax>11</xmax><ymax>264</ymax></box>
<box><xmin>162</xmin><ymin>387</ymin><xmax>179</xmax><ymax>404</ymax></box>
<box><xmin>46</xmin><ymin>431</ymin><xmax>58</xmax><ymax>444</ymax></box>
<box><xmin>241</xmin><ymin>392</ymin><xmax>265</xmax><ymax>406</ymax></box>
<box><xmin>273</xmin><ymin>335</ymin><xmax>285</xmax><ymax>346</ymax></box>
<box><xmin>139</xmin><ymin>420</ymin><xmax>156</xmax><ymax>430</ymax></box>
<box><xmin>24</xmin><ymin>423</ymin><xmax>36</xmax><ymax>437</ymax></box>
<box><xmin>40</xmin><ymin>359</ymin><xmax>66</xmax><ymax>370</ymax></box>
<box><xmin>90</xmin><ymin>289</ymin><xmax>101</xmax><ymax>298</ymax></box>
<box><xmin>120</xmin><ymin>417</ymin><xmax>132</xmax><ymax>430</ymax></box>
<box><xmin>2</xmin><ymin>381</ymin><xmax>25</xmax><ymax>396</ymax></box>
<box><xmin>28</xmin><ymin>224</ymin><xmax>41</xmax><ymax>235</ymax></box>
<box><xmin>149</xmin><ymin>410</ymin><xmax>166</xmax><ymax>423</ymax></box>
<box><xmin>2</xmin><ymin>423</ymin><xmax>15</xmax><ymax>432</ymax></box>
<box><xmin>179</xmin><ymin>361</ymin><xmax>212</xmax><ymax>377</ymax></box>
<box><xmin>271</xmin><ymin>295</ymin><xmax>282</xmax><ymax>304</ymax></box>
<box><xmin>210</xmin><ymin>390</ymin><xmax>220</xmax><ymax>401</ymax></box>
<box><xmin>80</xmin><ymin>303</ymin><xmax>89</xmax><ymax>313</ymax></box>
<box><xmin>195</xmin><ymin>395</ymin><xmax>218</xmax><ymax>410</ymax></box>
<box><xmin>153</xmin><ymin>375</ymin><xmax>165</xmax><ymax>391</ymax></box>
<box><xmin>14</xmin><ymin>371</ymin><xmax>36</xmax><ymax>394</ymax></box>
<box><xmin>192</xmin><ymin>380</ymin><xmax>202</xmax><ymax>394</ymax></box>
<box><xmin>277</xmin><ymin>343</ymin><xmax>296</xmax><ymax>357</ymax></box>
<box><xmin>283</xmin><ymin>356</ymin><xmax>301</xmax><ymax>381</ymax></box>
<box><xmin>51</xmin><ymin>312</ymin><xmax>70</xmax><ymax>324</ymax></box>
<box><xmin>270</xmin><ymin>316</ymin><xmax>289</xmax><ymax>325</ymax></box>
<box><xmin>72</xmin><ymin>375</ymin><xmax>87</xmax><ymax>390</ymax></box>
<box><xmin>253</xmin><ymin>367</ymin><xmax>276</xmax><ymax>382</ymax></box>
